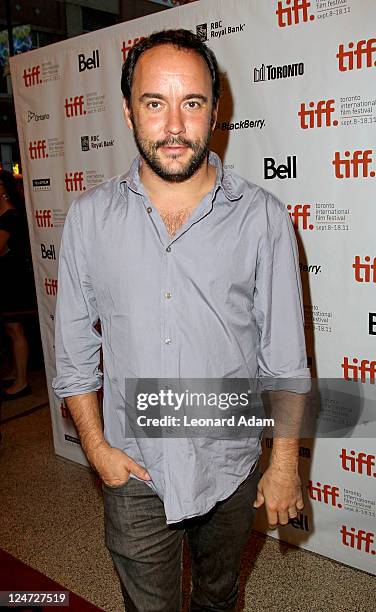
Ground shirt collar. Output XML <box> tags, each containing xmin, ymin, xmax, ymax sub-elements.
<box><xmin>119</xmin><ymin>151</ymin><xmax>243</xmax><ymax>204</ymax></box>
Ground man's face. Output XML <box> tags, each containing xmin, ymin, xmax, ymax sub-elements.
<box><xmin>124</xmin><ymin>44</ymin><xmax>218</xmax><ymax>183</ymax></box>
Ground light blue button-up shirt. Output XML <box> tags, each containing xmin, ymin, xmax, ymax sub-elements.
<box><xmin>52</xmin><ymin>151</ymin><xmax>309</xmax><ymax>524</ymax></box>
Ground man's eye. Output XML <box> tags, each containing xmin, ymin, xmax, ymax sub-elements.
<box><xmin>148</xmin><ymin>101</ymin><xmax>162</xmax><ymax>109</ymax></box>
<box><xmin>185</xmin><ymin>101</ymin><xmax>200</xmax><ymax>109</ymax></box>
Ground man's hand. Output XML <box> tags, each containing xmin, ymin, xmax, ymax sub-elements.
<box><xmin>253</xmin><ymin>463</ymin><xmax>304</xmax><ymax>528</ymax></box>
<box><xmin>87</xmin><ymin>441</ymin><xmax>151</xmax><ymax>487</ymax></box>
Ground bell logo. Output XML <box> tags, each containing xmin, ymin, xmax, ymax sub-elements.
<box><xmin>369</xmin><ymin>313</ymin><xmax>376</xmax><ymax>336</ymax></box>
<box><xmin>286</xmin><ymin>204</ymin><xmax>313</xmax><ymax>230</ymax></box>
<box><xmin>337</xmin><ymin>39</ymin><xmax>376</xmax><ymax>72</ymax></box>
<box><xmin>332</xmin><ymin>150</ymin><xmax>375</xmax><ymax>179</ymax></box>
<box><xmin>28</xmin><ymin>140</ymin><xmax>48</xmax><ymax>160</ymax></box>
<box><xmin>64</xmin><ymin>96</ymin><xmax>86</xmax><ymax>118</ymax></box>
<box><xmin>352</xmin><ymin>256</ymin><xmax>376</xmax><ymax>283</ymax></box>
<box><xmin>78</xmin><ymin>50</ymin><xmax>100</xmax><ymax>72</ymax></box>
<box><xmin>45</xmin><ymin>278</ymin><xmax>58</xmax><ymax>296</ymax></box>
<box><xmin>307</xmin><ymin>481</ymin><xmax>341</xmax><ymax>508</ymax></box>
<box><xmin>298</xmin><ymin>99</ymin><xmax>337</xmax><ymax>129</ymax></box>
<box><xmin>340</xmin><ymin>525</ymin><xmax>375</xmax><ymax>554</ymax></box>
<box><xmin>121</xmin><ymin>37</ymin><xmax>145</xmax><ymax>62</ymax></box>
<box><xmin>23</xmin><ymin>65</ymin><xmax>41</xmax><ymax>87</ymax></box>
<box><xmin>35</xmin><ymin>210</ymin><xmax>52</xmax><ymax>228</ymax></box>
<box><xmin>276</xmin><ymin>0</ymin><xmax>314</xmax><ymax>28</ymax></box>
<box><xmin>264</xmin><ymin>156</ymin><xmax>297</xmax><ymax>179</ymax></box>
<box><xmin>341</xmin><ymin>357</ymin><xmax>376</xmax><ymax>383</ymax></box>
<box><xmin>340</xmin><ymin>448</ymin><xmax>376</xmax><ymax>477</ymax></box>
<box><xmin>65</xmin><ymin>172</ymin><xmax>85</xmax><ymax>192</ymax></box>
<box><xmin>41</xmin><ymin>243</ymin><xmax>56</xmax><ymax>260</ymax></box>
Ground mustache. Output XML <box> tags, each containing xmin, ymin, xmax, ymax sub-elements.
<box><xmin>154</xmin><ymin>137</ymin><xmax>194</xmax><ymax>150</ymax></box>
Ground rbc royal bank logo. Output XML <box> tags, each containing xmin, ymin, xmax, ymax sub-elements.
<box><xmin>298</xmin><ymin>99</ymin><xmax>337</xmax><ymax>129</ymax></box>
<box><xmin>121</xmin><ymin>37</ymin><xmax>145</xmax><ymax>62</ymax></box>
<box><xmin>23</xmin><ymin>65</ymin><xmax>41</xmax><ymax>87</ymax></box>
<box><xmin>287</xmin><ymin>204</ymin><xmax>313</xmax><ymax>230</ymax></box>
<box><xmin>64</xmin><ymin>96</ymin><xmax>86</xmax><ymax>118</ymax></box>
<box><xmin>332</xmin><ymin>150</ymin><xmax>375</xmax><ymax>179</ymax></box>
<box><xmin>28</xmin><ymin>140</ymin><xmax>48</xmax><ymax>160</ymax></box>
<box><xmin>65</xmin><ymin>172</ymin><xmax>85</xmax><ymax>192</ymax></box>
<box><xmin>196</xmin><ymin>24</ymin><xmax>208</xmax><ymax>42</ymax></box>
<box><xmin>276</xmin><ymin>0</ymin><xmax>314</xmax><ymax>28</ymax></box>
<box><xmin>337</xmin><ymin>38</ymin><xmax>376</xmax><ymax>72</ymax></box>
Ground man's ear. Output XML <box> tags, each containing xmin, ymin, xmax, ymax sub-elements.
<box><xmin>123</xmin><ymin>99</ymin><xmax>133</xmax><ymax>130</ymax></box>
<box><xmin>211</xmin><ymin>101</ymin><xmax>219</xmax><ymax>132</ymax></box>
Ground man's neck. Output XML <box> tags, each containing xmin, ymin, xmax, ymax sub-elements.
<box><xmin>139</xmin><ymin>158</ymin><xmax>217</xmax><ymax>212</ymax></box>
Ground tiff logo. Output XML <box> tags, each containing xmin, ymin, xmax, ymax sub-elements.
<box><xmin>65</xmin><ymin>172</ymin><xmax>85</xmax><ymax>192</ymax></box>
<box><xmin>340</xmin><ymin>449</ymin><xmax>376</xmax><ymax>477</ymax></box>
<box><xmin>23</xmin><ymin>65</ymin><xmax>41</xmax><ymax>87</ymax></box>
<box><xmin>276</xmin><ymin>0</ymin><xmax>314</xmax><ymax>28</ymax></box>
<box><xmin>64</xmin><ymin>96</ymin><xmax>86</xmax><ymax>118</ymax></box>
<box><xmin>352</xmin><ymin>256</ymin><xmax>376</xmax><ymax>283</ymax></box>
<box><xmin>60</xmin><ymin>402</ymin><xmax>72</xmax><ymax>421</ymax></box>
<box><xmin>341</xmin><ymin>525</ymin><xmax>375</xmax><ymax>554</ymax></box>
<box><xmin>35</xmin><ymin>210</ymin><xmax>52</xmax><ymax>228</ymax></box>
<box><xmin>286</xmin><ymin>204</ymin><xmax>313</xmax><ymax>230</ymax></box>
<box><xmin>121</xmin><ymin>37</ymin><xmax>145</xmax><ymax>62</ymax></box>
<box><xmin>298</xmin><ymin>99</ymin><xmax>337</xmax><ymax>129</ymax></box>
<box><xmin>337</xmin><ymin>39</ymin><xmax>376</xmax><ymax>72</ymax></box>
<box><xmin>332</xmin><ymin>150</ymin><xmax>375</xmax><ymax>179</ymax></box>
<box><xmin>341</xmin><ymin>357</ymin><xmax>376</xmax><ymax>384</ymax></box>
<box><xmin>308</xmin><ymin>481</ymin><xmax>341</xmax><ymax>507</ymax></box>
<box><xmin>45</xmin><ymin>278</ymin><xmax>58</xmax><ymax>296</ymax></box>
<box><xmin>28</xmin><ymin>140</ymin><xmax>48</xmax><ymax>160</ymax></box>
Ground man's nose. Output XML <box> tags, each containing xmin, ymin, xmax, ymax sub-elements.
<box><xmin>165</xmin><ymin>105</ymin><xmax>185</xmax><ymax>135</ymax></box>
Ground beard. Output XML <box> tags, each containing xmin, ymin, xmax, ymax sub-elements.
<box><xmin>131</xmin><ymin>116</ymin><xmax>213</xmax><ymax>183</ymax></box>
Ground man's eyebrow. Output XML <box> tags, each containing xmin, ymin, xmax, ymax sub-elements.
<box><xmin>139</xmin><ymin>93</ymin><xmax>208</xmax><ymax>103</ymax></box>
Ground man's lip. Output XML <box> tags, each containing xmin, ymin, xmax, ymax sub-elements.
<box><xmin>160</xmin><ymin>145</ymin><xmax>189</xmax><ymax>151</ymax></box>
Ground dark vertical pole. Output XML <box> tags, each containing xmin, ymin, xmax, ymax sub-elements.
<box><xmin>5</xmin><ymin>0</ymin><xmax>14</xmax><ymax>57</ymax></box>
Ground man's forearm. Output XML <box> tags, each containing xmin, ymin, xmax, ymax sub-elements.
<box><xmin>65</xmin><ymin>392</ymin><xmax>107</xmax><ymax>463</ymax></box>
<box><xmin>268</xmin><ymin>390</ymin><xmax>306</xmax><ymax>469</ymax></box>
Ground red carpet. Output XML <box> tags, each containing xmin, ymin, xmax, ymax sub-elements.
<box><xmin>0</xmin><ymin>548</ymin><xmax>103</xmax><ymax>610</ymax></box>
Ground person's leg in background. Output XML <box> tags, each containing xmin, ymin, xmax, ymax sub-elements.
<box><xmin>2</xmin><ymin>320</ymin><xmax>30</xmax><ymax>396</ymax></box>
<box><xmin>102</xmin><ymin>477</ymin><xmax>185</xmax><ymax>612</ymax></box>
<box><xmin>186</xmin><ymin>463</ymin><xmax>260</xmax><ymax>612</ymax></box>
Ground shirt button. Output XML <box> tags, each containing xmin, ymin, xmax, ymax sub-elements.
<box><xmin>164</xmin><ymin>292</ymin><xmax>172</xmax><ymax>299</ymax></box>
<box><xmin>166</xmin><ymin>246</ymin><xmax>171</xmax><ymax>252</ymax></box>
<box><xmin>146</xmin><ymin>206</ymin><xmax>152</xmax><ymax>213</ymax></box>
<box><xmin>165</xmin><ymin>337</ymin><xmax>172</xmax><ymax>345</ymax></box>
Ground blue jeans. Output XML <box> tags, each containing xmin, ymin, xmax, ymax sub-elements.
<box><xmin>102</xmin><ymin>462</ymin><xmax>259</xmax><ymax>612</ymax></box>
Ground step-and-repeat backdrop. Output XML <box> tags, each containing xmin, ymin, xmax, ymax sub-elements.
<box><xmin>10</xmin><ymin>0</ymin><xmax>375</xmax><ymax>574</ymax></box>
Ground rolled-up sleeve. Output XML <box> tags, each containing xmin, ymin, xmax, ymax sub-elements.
<box><xmin>253</xmin><ymin>196</ymin><xmax>310</xmax><ymax>391</ymax></box>
<box><xmin>52</xmin><ymin>200</ymin><xmax>103</xmax><ymax>398</ymax></box>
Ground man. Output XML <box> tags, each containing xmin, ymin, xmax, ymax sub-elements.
<box><xmin>53</xmin><ymin>29</ymin><xmax>310</xmax><ymax>612</ymax></box>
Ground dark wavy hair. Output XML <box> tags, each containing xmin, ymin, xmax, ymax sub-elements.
<box><xmin>121</xmin><ymin>29</ymin><xmax>220</xmax><ymax>109</ymax></box>
<box><xmin>0</xmin><ymin>170</ymin><xmax>23</xmax><ymax>210</ymax></box>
